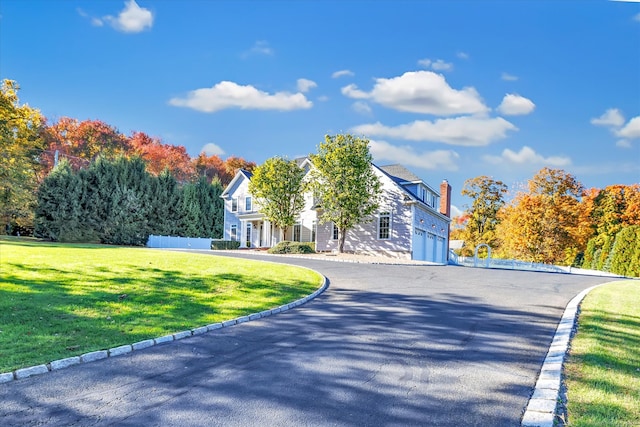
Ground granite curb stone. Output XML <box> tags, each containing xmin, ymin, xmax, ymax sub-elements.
<box><xmin>109</xmin><ymin>345</ymin><xmax>133</xmax><ymax>357</ymax></box>
<box><xmin>49</xmin><ymin>356</ymin><xmax>81</xmax><ymax>370</ymax></box>
<box><xmin>0</xmin><ymin>269</ymin><xmax>328</xmax><ymax>383</ymax></box>
<box><xmin>521</xmin><ymin>284</ymin><xmax>606</xmax><ymax>427</ymax></box>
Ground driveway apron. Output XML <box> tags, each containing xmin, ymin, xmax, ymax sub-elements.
<box><xmin>0</xmin><ymin>252</ymin><xmax>617</xmax><ymax>426</ymax></box>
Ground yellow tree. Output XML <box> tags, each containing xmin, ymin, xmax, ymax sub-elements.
<box><xmin>0</xmin><ymin>79</ymin><xmax>46</xmax><ymax>233</ymax></box>
<box><xmin>458</xmin><ymin>176</ymin><xmax>508</xmax><ymax>257</ymax></box>
<box><xmin>497</xmin><ymin>168</ymin><xmax>587</xmax><ymax>265</ymax></box>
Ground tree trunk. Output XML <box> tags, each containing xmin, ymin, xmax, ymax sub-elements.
<box><xmin>339</xmin><ymin>228</ymin><xmax>346</xmax><ymax>253</ymax></box>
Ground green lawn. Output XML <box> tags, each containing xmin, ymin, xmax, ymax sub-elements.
<box><xmin>0</xmin><ymin>238</ymin><xmax>323</xmax><ymax>372</ymax></box>
<box><xmin>564</xmin><ymin>280</ymin><xmax>640</xmax><ymax>427</ymax></box>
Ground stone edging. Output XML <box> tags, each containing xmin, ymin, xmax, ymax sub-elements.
<box><xmin>0</xmin><ymin>269</ymin><xmax>328</xmax><ymax>384</ymax></box>
<box><xmin>520</xmin><ymin>283</ymin><xmax>605</xmax><ymax>427</ymax></box>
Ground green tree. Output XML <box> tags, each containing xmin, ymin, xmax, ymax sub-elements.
<box><xmin>310</xmin><ymin>134</ymin><xmax>382</xmax><ymax>253</ymax></box>
<box><xmin>458</xmin><ymin>176</ymin><xmax>507</xmax><ymax>257</ymax></box>
<box><xmin>608</xmin><ymin>226</ymin><xmax>640</xmax><ymax>277</ymax></box>
<box><xmin>248</xmin><ymin>156</ymin><xmax>306</xmax><ymax>241</ymax></box>
<box><xmin>147</xmin><ymin>170</ymin><xmax>183</xmax><ymax>236</ymax></box>
<box><xmin>0</xmin><ymin>79</ymin><xmax>46</xmax><ymax>233</ymax></box>
<box><xmin>34</xmin><ymin>160</ymin><xmax>86</xmax><ymax>241</ymax></box>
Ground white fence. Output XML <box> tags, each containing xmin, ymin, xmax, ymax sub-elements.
<box><xmin>449</xmin><ymin>250</ymin><xmax>625</xmax><ymax>277</ymax></box>
<box><xmin>147</xmin><ymin>235</ymin><xmax>212</xmax><ymax>250</ymax></box>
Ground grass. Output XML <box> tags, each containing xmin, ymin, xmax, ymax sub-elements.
<box><xmin>564</xmin><ymin>280</ymin><xmax>640</xmax><ymax>427</ymax></box>
<box><xmin>0</xmin><ymin>238</ymin><xmax>323</xmax><ymax>373</ymax></box>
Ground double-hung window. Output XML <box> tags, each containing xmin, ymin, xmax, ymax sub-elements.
<box><xmin>245</xmin><ymin>196</ymin><xmax>252</xmax><ymax>212</ymax></box>
<box><xmin>231</xmin><ymin>198</ymin><xmax>238</xmax><ymax>212</ymax></box>
<box><xmin>332</xmin><ymin>223</ymin><xmax>339</xmax><ymax>240</ymax></box>
<box><xmin>230</xmin><ymin>225</ymin><xmax>237</xmax><ymax>241</ymax></box>
<box><xmin>378</xmin><ymin>212</ymin><xmax>391</xmax><ymax>239</ymax></box>
<box><xmin>293</xmin><ymin>223</ymin><xmax>301</xmax><ymax>242</ymax></box>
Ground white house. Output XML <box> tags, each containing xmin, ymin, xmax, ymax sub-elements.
<box><xmin>220</xmin><ymin>159</ymin><xmax>452</xmax><ymax>263</ymax></box>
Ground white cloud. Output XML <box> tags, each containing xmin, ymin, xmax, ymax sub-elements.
<box><xmin>616</xmin><ymin>116</ymin><xmax>640</xmax><ymax>139</ymax></box>
<box><xmin>341</xmin><ymin>84</ymin><xmax>369</xmax><ymax>99</ymax></box>
<box><xmin>450</xmin><ymin>204</ymin><xmax>463</xmax><ymax>218</ymax></box>
<box><xmin>497</xmin><ymin>93</ymin><xmax>536</xmax><ymax>115</ymax></box>
<box><xmin>369</xmin><ymin>140</ymin><xmax>459</xmax><ymax>171</ymax></box>
<box><xmin>418</xmin><ymin>58</ymin><xmax>453</xmax><ymax>72</ymax></box>
<box><xmin>201</xmin><ymin>143</ymin><xmax>225</xmax><ymax>156</ymax></box>
<box><xmin>332</xmin><ymin>69</ymin><xmax>354</xmax><ymax>78</ymax></box>
<box><xmin>352</xmin><ymin>101</ymin><xmax>372</xmax><ymax>115</ymax></box>
<box><xmin>296</xmin><ymin>78</ymin><xmax>317</xmax><ymax>93</ymax></box>
<box><xmin>483</xmin><ymin>146</ymin><xmax>571</xmax><ymax>167</ymax></box>
<box><xmin>241</xmin><ymin>40</ymin><xmax>274</xmax><ymax>58</ymax></box>
<box><xmin>501</xmin><ymin>72</ymin><xmax>518</xmax><ymax>81</ymax></box>
<box><xmin>456</xmin><ymin>52</ymin><xmax>469</xmax><ymax>60</ymax></box>
<box><xmin>317</xmin><ymin>95</ymin><xmax>330</xmax><ymax>102</ymax></box>
<box><xmin>169</xmin><ymin>81</ymin><xmax>312</xmax><ymax>112</ymax></box>
<box><xmin>342</xmin><ymin>71</ymin><xmax>488</xmax><ymax>116</ymax></box>
<box><xmin>591</xmin><ymin>108</ymin><xmax>625</xmax><ymax>127</ymax></box>
<box><xmin>616</xmin><ymin>139</ymin><xmax>632</xmax><ymax>148</ymax></box>
<box><xmin>635</xmin><ymin>12</ymin><xmax>640</xmax><ymax>22</ymax></box>
<box><xmin>104</xmin><ymin>0</ymin><xmax>153</xmax><ymax>33</ymax></box>
<box><xmin>353</xmin><ymin>116</ymin><xmax>516</xmax><ymax>147</ymax></box>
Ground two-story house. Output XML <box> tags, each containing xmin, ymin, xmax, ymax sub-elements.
<box><xmin>220</xmin><ymin>159</ymin><xmax>452</xmax><ymax>263</ymax></box>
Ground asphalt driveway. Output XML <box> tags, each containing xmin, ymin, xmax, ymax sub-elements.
<box><xmin>0</xmin><ymin>252</ymin><xmax>617</xmax><ymax>426</ymax></box>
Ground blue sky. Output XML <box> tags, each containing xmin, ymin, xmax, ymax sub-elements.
<box><xmin>2</xmin><ymin>0</ymin><xmax>639</xmax><ymax>213</ymax></box>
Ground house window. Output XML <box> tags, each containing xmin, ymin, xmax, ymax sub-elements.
<box><xmin>378</xmin><ymin>212</ymin><xmax>391</xmax><ymax>239</ymax></box>
<box><xmin>430</xmin><ymin>193</ymin><xmax>437</xmax><ymax>209</ymax></box>
<box><xmin>333</xmin><ymin>223</ymin><xmax>339</xmax><ymax>240</ymax></box>
<box><xmin>246</xmin><ymin>223</ymin><xmax>252</xmax><ymax>247</ymax></box>
<box><xmin>311</xmin><ymin>221</ymin><xmax>317</xmax><ymax>242</ymax></box>
<box><xmin>245</xmin><ymin>196</ymin><xmax>252</xmax><ymax>212</ymax></box>
<box><xmin>231</xmin><ymin>198</ymin><xmax>238</xmax><ymax>212</ymax></box>
<box><xmin>230</xmin><ymin>225</ymin><xmax>237</xmax><ymax>241</ymax></box>
<box><xmin>293</xmin><ymin>223</ymin><xmax>301</xmax><ymax>242</ymax></box>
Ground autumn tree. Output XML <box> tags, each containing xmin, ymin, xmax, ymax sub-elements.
<box><xmin>129</xmin><ymin>131</ymin><xmax>195</xmax><ymax>182</ymax></box>
<box><xmin>457</xmin><ymin>176</ymin><xmax>507</xmax><ymax>257</ymax></box>
<box><xmin>0</xmin><ymin>79</ymin><xmax>46</xmax><ymax>233</ymax></box>
<box><xmin>310</xmin><ymin>134</ymin><xmax>382</xmax><ymax>253</ymax></box>
<box><xmin>193</xmin><ymin>153</ymin><xmax>232</xmax><ymax>185</ymax></box>
<box><xmin>497</xmin><ymin>168</ymin><xmax>589</xmax><ymax>265</ymax></box>
<box><xmin>248</xmin><ymin>156</ymin><xmax>307</xmax><ymax>241</ymax></box>
<box><xmin>224</xmin><ymin>155</ymin><xmax>256</xmax><ymax>178</ymax></box>
<box><xmin>581</xmin><ymin>184</ymin><xmax>640</xmax><ymax>270</ymax></box>
<box><xmin>41</xmin><ymin>117</ymin><xmax>130</xmax><ymax>175</ymax></box>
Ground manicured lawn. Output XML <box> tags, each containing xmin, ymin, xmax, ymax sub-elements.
<box><xmin>0</xmin><ymin>238</ymin><xmax>323</xmax><ymax>373</ymax></box>
<box><xmin>564</xmin><ymin>280</ymin><xmax>640</xmax><ymax>427</ymax></box>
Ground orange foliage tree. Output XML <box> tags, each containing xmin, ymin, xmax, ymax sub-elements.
<box><xmin>41</xmin><ymin>118</ymin><xmax>130</xmax><ymax>175</ymax></box>
<box><xmin>129</xmin><ymin>132</ymin><xmax>195</xmax><ymax>183</ymax></box>
<box><xmin>497</xmin><ymin>168</ymin><xmax>591</xmax><ymax>265</ymax></box>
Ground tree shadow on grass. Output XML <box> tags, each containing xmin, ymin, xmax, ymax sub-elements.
<box><xmin>0</xmin><ymin>262</ymin><xmax>319</xmax><ymax>372</ymax></box>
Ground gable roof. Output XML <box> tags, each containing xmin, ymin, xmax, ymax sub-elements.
<box><xmin>220</xmin><ymin>169</ymin><xmax>252</xmax><ymax>198</ymax></box>
<box><xmin>378</xmin><ymin>164</ymin><xmax>422</xmax><ymax>184</ymax></box>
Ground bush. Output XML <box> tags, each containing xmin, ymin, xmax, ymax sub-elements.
<box><xmin>211</xmin><ymin>239</ymin><xmax>241</xmax><ymax>250</ymax></box>
<box><xmin>267</xmin><ymin>241</ymin><xmax>315</xmax><ymax>254</ymax></box>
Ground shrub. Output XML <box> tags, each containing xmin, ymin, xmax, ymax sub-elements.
<box><xmin>211</xmin><ymin>239</ymin><xmax>241</xmax><ymax>250</ymax></box>
<box><xmin>267</xmin><ymin>241</ymin><xmax>315</xmax><ymax>254</ymax></box>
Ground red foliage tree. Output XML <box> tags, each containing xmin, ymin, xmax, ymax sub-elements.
<box><xmin>41</xmin><ymin>117</ymin><xmax>130</xmax><ymax>175</ymax></box>
<box><xmin>129</xmin><ymin>131</ymin><xmax>195</xmax><ymax>183</ymax></box>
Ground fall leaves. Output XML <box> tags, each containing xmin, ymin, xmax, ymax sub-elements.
<box><xmin>454</xmin><ymin>168</ymin><xmax>640</xmax><ymax>272</ymax></box>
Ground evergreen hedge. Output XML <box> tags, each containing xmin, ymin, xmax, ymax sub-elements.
<box><xmin>211</xmin><ymin>240</ymin><xmax>241</xmax><ymax>250</ymax></box>
<box><xmin>35</xmin><ymin>157</ymin><xmax>224</xmax><ymax>245</ymax></box>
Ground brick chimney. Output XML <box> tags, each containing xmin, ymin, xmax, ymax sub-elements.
<box><xmin>439</xmin><ymin>179</ymin><xmax>451</xmax><ymax>217</ymax></box>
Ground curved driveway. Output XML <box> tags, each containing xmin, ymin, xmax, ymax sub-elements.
<box><xmin>0</xmin><ymin>252</ymin><xmax>616</xmax><ymax>426</ymax></box>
